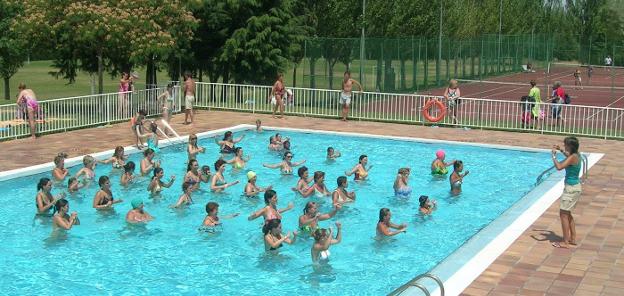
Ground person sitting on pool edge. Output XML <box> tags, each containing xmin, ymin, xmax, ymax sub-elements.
<box><xmin>419</xmin><ymin>195</ymin><xmax>437</xmax><ymax>216</ymax></box>
<box><xmin>326</xmin><ymin>147</ymin><xmax>341</xmax><ymax>160</ymax></box>
<box><xmin>311</xmin><ymin>221</ymin><xmax>342</xmax><ymax>264</ymax></box>
<box><xmin>376</xmin><ymin>208</ymin><xmax>407</xmax><ymax>237</ymax></box>
<box><xmin>345</xmin><ymin>155</ymin><xmax>372</xmax><ymax>181</ymax></box>
<box><xmin>431</xmin><ymin>150</ymin><xmax>455</xmax><ymax>176</ymax></box>
<box><xmin>52</xmin><ymin>199</ymin><xmax>80</xmax><ymax>231</ymax></box>
<box><xmin>263</xmin><ymin>218</ymin><xmax>297</xmax><ymax>252</ymax></box>
<box><xmin>126</xmin><ymin>198</ymin><xmax>153</xmax><ymax>224</ymax></box>
<box><xmin>450</xmin><ymin>160</ymin><xmax>469</xmax><ymax>195</ymax></box>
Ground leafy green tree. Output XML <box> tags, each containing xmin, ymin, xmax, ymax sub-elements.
<box><xmin>0</xmin><ymin>0</ymin><xmax>25</xmax><ymax>100</ymax></box>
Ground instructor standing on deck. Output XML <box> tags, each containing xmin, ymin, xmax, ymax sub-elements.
<box><xmin>340</xmin><ymin>71</ymin><xmax>363</xmax><ymax>122</ymax></box>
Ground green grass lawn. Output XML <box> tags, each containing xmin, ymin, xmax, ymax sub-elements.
<box><xmin>0</xmin><ymin>61</ymin><xmax>171</xmax><ymax>105</ymax></box>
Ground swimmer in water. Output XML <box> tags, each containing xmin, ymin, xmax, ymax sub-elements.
<box><xmin>248</xmin><ymin>190</ymin><xmax>294</xmax><ymax>223</ymax></box>
<box><xmin>263</xmin><ymin>218</ymin><xmax>297</xmax><ymax>252</ymax></box>
<box><xmin>52</xmin><ymin>199</ymin><xmax>80</xmax><ymax>230</ymax></box>
<box><xmin>216</xmin><ymin>131</ymin><xmax>244</xmax><ymax>155</ymax></box>
<box><xmin>222</xmin><ymin>147</ymin><xmax>250</xmax><ymax>170</ymax></box>
<box><xmin>376</xmin><ymin>208</ymin><xmax>407</xmax><ymax>237</ymax></box>
<box><xmin>67</xmin><ymin>177</ymin><xmax>85</xmax><ymax>194</ymax></box>
<box><xmin>140</xmin><ymin>148</ymin><xmax>160</xmax><ymax>176</ymax></box>
<box><xmin>345</xmin><ymin>154</ymin><xmax>372</xmax><ymax>181</ymax></box>
<box><xmin>100</xmin><ymin>146</ymin><xmax>127</xmax><ymax>170</ymax></box>
<box><xmin>393</xmin><ymin>168</ymin><xmax>412</xmax><ymax>198</ymax></box>
<box><xmin>184</xmin><ymin>160</ymin><xmax>210</xmax><ymax>190</ymax></box>
<box><xmin>299</xmin><ymin>202</ymin><xmax>341</xmax><ymax>236</ymax></box>
<box><xmin>262</xmin><ymin>151</ymin><xmax>306</xmax><ymax>174</ymax></box>
<box><xmin>126</xmin><ymin>198</ymin><xmax>154</xmax><ymax>223</ymax></box>
<box><xmin>187</xmin><ymin>133</ymin><xmax>206</xmax><ymax>161</ymax></box>
<box><xmin>326</xmin><ymin>147</ymin><xmax>342</xmax><ymax>160</ymax></box>
<box><xmin>332</xmin><ymin>176</ymin><xmax>356</xmax><ymax>206</ymax></box>
<box><xmin>255</xmin><ymin>119</ymin><xmax>263</xmax><ymax>132</ymax></box>
<box><xmin>211</xmin><ymin>159</ymin><xmax>240</xmax><ymax>192</ymax></box>
<box><xmin>147</xmin><ymin>167</ymin><xmax>176</xmax><ymax>196</ymax></box>
<box><xmin>120</xmin><ymin>161</ymin><xmax>136</xmax><ymax>186</ymax></box>
<box><xmin>146</xmin><ymin>121</ymin><xmax>160</xmax><ymax>153</ymax></box>
<box><xmin>450</xmin><ymin>160</ymin><xmax>469</xmax><ymax>195</ymax></box>
<box><xmin>36</xmin><ymin>178</ymin><xmax>66</xmax><ymax>215</ymax></box>
<box><xmin>300</xmin><ymin>171</ymin><xmax>331</xmax><ymax>197</ymax></box>
<box><xmin>202</xmin><ymin>202</ymin><xmax>240</xmax><ymax>227</ymax></box>
<box><xmin>93</xmin><ymin>176</ymin><xmax>124</xmax><ymax>210</ymax></box>
<box><xmin>431</xmin><ymin>149</ymin><xmax>455</xmax><ymax>176</ymax></box>
<box><xmin>244</xmin><ymin>171</ymin><xmax>273</xmax><ymax>197</ymax></box>
<box><xmin>292</xmin><ymin>166</ymin><xmax>313</xmax><ymax>195</ymax></box>
<box><xmin>268</xmin><ymin>133</ymin><xmax>289</xmax><ymax>150</ymax></box>
<box><xmin>74</xmin><ymin>155</ymin><xmax>96</xmax><ymax>181</ymax></box>
<box><xmin>418</xmin><ymin>195</ymin><xmax>437</xmax><ymax>215</ymax></box>
<box><xmin>172</xmin><ymin>182</ymin><xmax>194</xmax><ymax>208</ymax></box>
<box><xmin>52</xmin><ymin>153</ymin><xmax>69</xmax><ymax>181</ymax></box>
<box><xmin>311</xmin><ymin>221</ymin><xmax>342</xmax><ymax>264</ymax></box>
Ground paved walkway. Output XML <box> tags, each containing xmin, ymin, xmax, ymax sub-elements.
<box><xmin>1</xmin><ymin>111</ymin><xmax>623</xmax><ymax>296</ymax></box>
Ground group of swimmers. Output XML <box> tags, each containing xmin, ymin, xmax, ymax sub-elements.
<box><xmin>36</xmin><ymin>121</ymin><xmax>470</xmax><ymax>263</ymax></box>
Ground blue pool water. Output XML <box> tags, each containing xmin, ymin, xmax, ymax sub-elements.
<box><xmin>0</xmin><ymin>129</ymin><xmax>554</xmax><ymax>295</ymax></box>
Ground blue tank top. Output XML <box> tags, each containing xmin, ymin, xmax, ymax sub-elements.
<box><xmin>564</xmin><ymin>154</ymin><xmax>581</xmax><ymax>185</ymax></box>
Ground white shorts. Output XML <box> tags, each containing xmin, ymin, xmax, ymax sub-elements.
<box><xmin>340</xmin><ymin>93</ymin><xmax>351</xmax><ymax>105</ymax></box>
<box><xmin>185</xmin><ymin>95</ymin><xmax>195</xmax><ymax>110</ymax></box>
<box><xmin>560</xmin><ymin>183</ymin><xmax>582</xmax><ymax>211</ymax></box>
<box><xmin>270</xmin><ymin>96</ymin><xmax>277</xmax><ymax>105</ymax></box>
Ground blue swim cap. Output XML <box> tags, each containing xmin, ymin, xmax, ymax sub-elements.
<box><xmin>131</xmin><ymin>198</ymin><xmax>144</xmax><ymax>209</ymax></box>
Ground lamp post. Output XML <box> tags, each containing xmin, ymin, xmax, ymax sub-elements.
<box><xmin>360</xmin><ymin>0</ymin><xmax>366</xmax><ymax>88</ymax></box>
<box><xmin>437</xmin><ymin>0</ymin><xmax>442</xmax><ymax>86</ymax></box>
<box><xmin>497</xmin><ymin>0</ymin><xmax>502</xmax><ymax>73</ymax></box>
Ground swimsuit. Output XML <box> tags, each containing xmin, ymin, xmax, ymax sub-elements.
<box><xmin>233</xmin><ymin>160</ymin><xmax>244</xmax><ymax>169</ymax></box>
<box><xmin>221</xmin><ymin>144</ymin><xmax>236</xmax><ymax>154</ymax></box>
<box><xmin>147</xmin><ymin>137</ymin><xmax>159</xmax><ymax>153</ymax></box>
<box><xmin>354</xmin><ymin>167</ymin><xmax>368</xmax><ymax>180</ymax></box>
<box><xmin>314</xmin><ymin>185</ymin><xmax>326</xmax><ymax>198</ymax></box>
<box><xmin>152</xmin><ymin>180</ymin><xmax>162</xmax><ymax>193</ymax></box>
<box><xmin>431</xmin><ymin>166</ymin><xmax>448</xmax><ymax>176</ymax></box>
<box><xmin>319</xmin><ymin>250</ymin><xmax>331</xmax><ymax>261</ymax></box>
<box><xmin>395</xmin><ymin>186</ymin><xmax>412</xmax><ymax>198</ymax></box>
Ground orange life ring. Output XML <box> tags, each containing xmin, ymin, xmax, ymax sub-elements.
<box><xmin>422</xmin><ymin>99</ymin><xmax>446</xmax><ymax>122</ymax></box>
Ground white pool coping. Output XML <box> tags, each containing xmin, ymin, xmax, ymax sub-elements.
<box><xmin>0</xmin><ymin>124</ymin><xmax>604</xmax><ymax>296</ymax></box>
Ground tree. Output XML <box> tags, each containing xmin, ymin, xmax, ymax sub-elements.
<box><xmin>0</xmin><ymin>0</ymin><xmax>25</xmax><ymax>100</ymax></box>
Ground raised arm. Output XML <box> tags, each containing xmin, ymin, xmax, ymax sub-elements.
<box><xmin>318</xmin><ymin>204</ymin><xmax>341</xmax><ymax>220</ymax></box>
<box><xmin>278</xmin><ymin>202</ymin><xmax>295</xmax><ymax>214</ymax></box>
<box><xmin>248</xmin><ymin>207</ymin><xmax>266</xmax><ymax>221</ymax></box>
<box><xmin>262</xmin><ymin>162</ymin><xmax>282</xmax><ymax>169</ymax></box>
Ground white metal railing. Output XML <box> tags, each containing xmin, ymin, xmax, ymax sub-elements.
<box><xmin>193</xmin><ymin>82</ymin><xmax>624</xmax><ymax>140</ymax></box>
<box><xmin>0</xmin><ymin>85</ymin><xmax>181</xmax><ymax>140</ymax></box>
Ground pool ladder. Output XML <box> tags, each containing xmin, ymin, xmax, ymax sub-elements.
<box><xmin>388</xmin><ymin>273</ymin><xmax>444</xmax><ymax>296</ymax></box>
<box><xmin>535</xmin><ymin>153</ymin><xmax>588</xmax><ymax>185</ymax></box>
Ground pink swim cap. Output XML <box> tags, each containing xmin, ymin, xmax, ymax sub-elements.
<box><xmin>436</xmin><ymin>150</ymin><xmax>445</xmax><ymax>159</ymax></box>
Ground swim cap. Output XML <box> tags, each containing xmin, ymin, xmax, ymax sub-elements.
<box><xmin>436</xmin><ymin>150</ymin><xmax>445</xmax><ymax>159</ymax></box>
<box><xmin>247</xmin><ymin>171</ymin><xmax>257</xmax><ymax>180</ymax></box>
<box><xmin>131</xmin><ymin>198</ymin><xmax>144</xmax><ymax>209</ymax></box>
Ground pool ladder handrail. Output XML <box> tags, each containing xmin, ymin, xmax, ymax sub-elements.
<box><xmin>388</xmin><ymin>273</ymin><xmax>444</xmax><ymax>296</ymax></box>
<box><xmin>535</xmin><ymin>153</ymin><xmax>589</xmax><ymax>185</ymax></box>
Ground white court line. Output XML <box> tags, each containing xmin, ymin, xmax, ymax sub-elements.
<box><xmin>586</xmin><ymin>94</ymin><xmax>624</xmax><ymax>119</ymax></box>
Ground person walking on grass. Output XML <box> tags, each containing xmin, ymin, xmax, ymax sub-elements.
<box><xmin>551</xmin><ymin>137</ymin><xmax>582</xmax><ymax>249</ymax></box>
<box><xmin>340</xmin><ymin>71</ymin><xmax>363</xmax><ymax>122</ymax></box>
<box><xmin>183</xmin><ymin>72</ymin><xmax>195</xmax><ymax>125</ymax></box>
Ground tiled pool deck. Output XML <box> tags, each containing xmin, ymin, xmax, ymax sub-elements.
<box><xmin>1</xmin><ymin>111</ymin><xmax>622</xmax><ymax>296</ymax></box>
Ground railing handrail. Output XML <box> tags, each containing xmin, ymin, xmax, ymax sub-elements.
<box><xmin>388</xmin><ymin>273</ymin><xmax>445</xmax><ymax>296</ymax></box>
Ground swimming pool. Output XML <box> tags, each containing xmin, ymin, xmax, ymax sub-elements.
<box><xmin>0</xmin><ymin>125</ymin><xmax>601</xmax><ymax>295</ymax></box>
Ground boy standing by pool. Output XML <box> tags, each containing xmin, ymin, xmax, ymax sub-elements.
<box><xmin>183</xmin><ymin>72</ymin><xmax>195</xmax><ymax>125</ymax></box>
<box><xmin>340</xmin><ymin>71</ymin><xmax>363</xmax><ymax>122</ymax></box>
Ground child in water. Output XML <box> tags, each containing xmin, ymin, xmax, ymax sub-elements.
<box><xmin>431</xmin><ymin>150</ymin><xmax>455</xmax><ymax>176</ymax></box>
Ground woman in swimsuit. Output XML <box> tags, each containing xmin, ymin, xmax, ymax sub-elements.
<box><xmin>131</xmin><ymin>109</ymin><xmax>150</xmax><ymax>149</ymax></box>
<box><xmin>210</xmin><ymin>159</ymin><xmax>240</xmax><ymax>192</ymax></box>
<box><xmin>332</xmin><ymin>176</ymin><xmax>356</xmax><ymax>206</ymax></box>
<box><xmin>118</xmin><ymin>72</ymin><xmax>133</xmax><ymax>117</ymax></box>
<box><xmin>52</xmin><ymin>199</ymin><xmax>80</xmax><ymax>231</ymax></box>
<box><xmin>202</xmin><ymin>202</ymin><xmax>240</xmax><ymax>227</ymax></box>
<box><xmin>216</xmin><ymin>131</ymin><xmax>244</xmax><ymax>154</ymax></box>
<box><xmin>184</xmin><ymin>159</ymin><xmax>210</xmax><ymax>190</ymax></box>
<box><xmin>394</xmin><ymin>168</ymin><xmax>412</xmax><ymax>198</ymax></box>
<box><xmin>300</xmin><ymin>171</ymin><xmax>331</xmax><ymax>198</ymax></box>
<box><xmin>292</xmin><ymin>166</ymin><xmax>313</xmax><ymax>195</ymax></box>
<box><xmin>35</xmin><ymin>178</ymin><xmax>65</xmax><ymax>215</ymax></box>
<box><xmin>140</xmin><ymin>148</ymin><xmax>160</xmax><ymax>176</ymax></box>
<box><xmin>345</xmin><ymin>155</ymin><xmax>372</xmax><ymax>181</ymax></box>
<box><xmin>268</xmin><ymin>133</ymin><xmax>288</xmax><ymax>151</ymax></box>
<box><xmin>159</xmin><ymin>83</ymin><xmax>175</xmax><ymax>123</ymax></box>
<box><xmin>16</xmin><ymin>83</ymin><xmax>39</xmax><ymax>139</ymax></box>
<box><xmin>311</xmin><ymin>221</ymin><xmax>342</xmax><ymax>264</ymax></box>
<box><xmin>223</xmin><ymin>147</ymin><xmax>249</xmax><ymax>170</ymax></box>
<box><xmin>120</xmin><ymin>161</ymin><xmax>136</xmax><ymax>186</ymax></box>
<box><xmin>326</xmin><ymin>147</ymin><xmax>342</xmax><ymax>160</ymax></box>
<box><xmin>431</xmin><ymin>149</ymin><xmax>455</xmax><ymax>176</ymax></box>
<box><xmin>52</xmin><ymin>153</ymin><xmax>69</xmax><ymax>182</ymax></box>
<box><xmin>418</xmin><ymin>195</ymin><xmax>437</xmax><ymax>216</ymax></box>
<box><xmin>93</xmin><ymin>176</ymin><xmax>123</xmax><ymax>210</ymax></box>
<box><xmin>146</xmin><ymin>122</ymin><xmax>160</xmax><ymax>153</ymax></box>
<box><xmin>67</xmin><ymin>177</ymin><xmax>85</xmax><ymax>194</ymax></box>
<box><xmin>248</xmin><ymin>190</ymin><xmax>294</xmax><ymax>223</ymax></box>
<box><xmin>255</xmin><ymin>119</ymin><xmax>263</xmax><ymax>132</ymax></box>
<box><xmin>187</xmin><ymin>133</ymin><xmax>205</xmax><ymax>161</ymax></box>
<box><xmin>148</xmin><ymin>167</ymin><xmax>176</xmax><ymax>196</ymax></box>
<box><xmin>450</xmin><ymin>160</ymin><xmax>470</xmax><ymax>196</ymax></box>
<box><xmin>244</xmin><ymin>171</ymin><xmax>272</xmax><ymax>197</ymax></box>
<box><xmin>271</xmin><ymin>73</ymin><xmax>286</xmax><ymax>119</ymax></box>
<box><xmin>376</xmin><ymin>208</ymin><xmax>407</xmax><ymax>238</ymax></box>
<box><xmin>299</xmin><ymin>202</ymin><xmax>340</xmax><ymax>236</ymax></box>
<box><xmin>172</xmin><ymin>182</ymin><xmax>194</xmax><ymax>208</ymax></box>
<box><xmin>263</xmin><ymin>218</ymin><xmax>296</xmax><ymax>251</ymax></box>
<box><xmin>100</xmin><ymin>146</ymin><xmax>127</xmax><ymax>169</ymax></box>
<box><xmin>74</xmin><ymin>155</ymin><xmax>96</xmax><ymax>181</ymax></box>
<box><xmin>262</xmin><ymin>151</ymin><xmax>306</xmax><ymax>174</ymax></box>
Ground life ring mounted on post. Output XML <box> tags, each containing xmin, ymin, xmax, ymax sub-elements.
<box><xmin>422</xmin><ymin>97</ymin><xmax>446</xmax><ymax>122</ymax></box>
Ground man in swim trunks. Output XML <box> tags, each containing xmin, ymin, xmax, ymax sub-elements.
<box><xmin>16</xmin><ymin>83</ymin><xmax>39</xmax><ymax>140</ymax></box>
<box><xmin>183</xmin><ymin>72</ymin><xmax>195</xmax><ymax>124</ymax></box>
<box><xmin>340</xmin><ymin>71</ymin><xmax>363</xmax><ymax>122</ymax></box>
